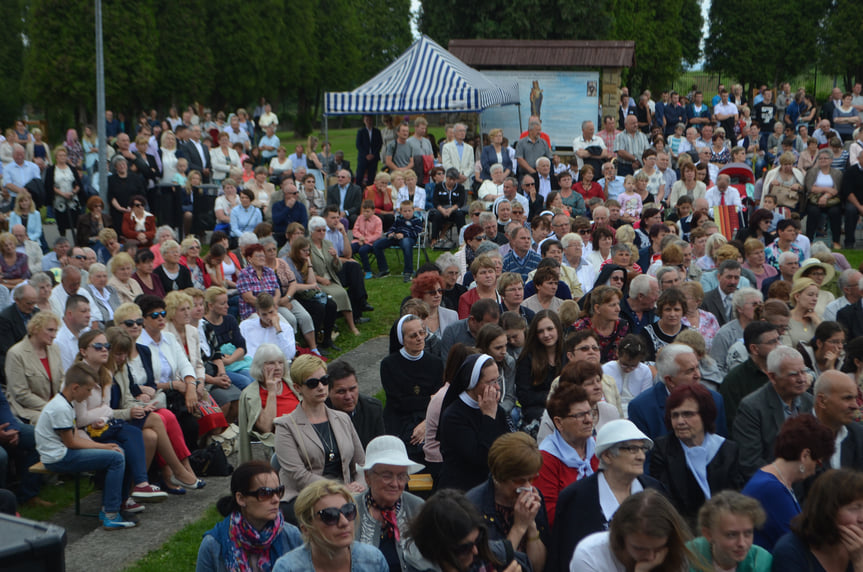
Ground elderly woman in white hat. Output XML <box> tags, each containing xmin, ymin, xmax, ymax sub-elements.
<box><xmin>793</xmin><ymin>257</ymin><xmax>836</xmax><ymax>316</ymax></box>
<box><xmin>547</xmin><ymin>419</ymin><xmax>663</xmax><ymax>572</ymax></box>
<box><xmin>353</xmin><ymin>435</ymin><xmax>425</xmax><ymax>572</ymax></box>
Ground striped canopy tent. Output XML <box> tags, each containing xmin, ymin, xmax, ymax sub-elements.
<box><xmin>323</xmin><ymin>35</ymin><xmax>520</xmax><ymax>118</ymax></box>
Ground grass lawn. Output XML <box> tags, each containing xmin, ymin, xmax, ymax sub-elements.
<box><xmin>124</xmin><ymin>507</ymin><xmax>222</xmax><ymax>572</ymax></box>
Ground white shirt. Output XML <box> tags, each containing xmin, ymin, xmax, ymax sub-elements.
<box><xmin>824</xmin><ymin>296</ymin><xmax>851</xmax><ymax>322</ymax></box>
<box><xmin>571</xmin><ymin>532</ymin><xmax>625</xmax><ymax>572</ymax></box>
<box><xmin>49</xmin><ymin>285</ymin><xmax>96</xmax><ymax>318</ymax></box>
<box><xmin>571</xmin><ymin>134</ymin><xmax>607</xmax><ymax>171</ymax></box>
<box><xmin>56</xmin><ymin>322</ymin><xmax>89</xmax><ymax>371</ymax></box>
<box><xmin>598</xmin><ymin>471</ymin><xmax>643</xmax><ymax>523</ymax></box>
<box><xmin>138</xmin><ymin>329</ymin><xmax>196</xmax><ymax>384</ymax></box>
<box><xmin>705</xmin><ymin>185</ymin><xmax>743</xmax><ymax>209</ymax></box>
<box><xmin>35</xmin><ymin>394</ymin><xmax>76</xmax><ymax>464</ymax></box>
<box><xmin>239</xmin><ymin>314</ymin><xmax>296</xmax><ymax>362</ymax></box>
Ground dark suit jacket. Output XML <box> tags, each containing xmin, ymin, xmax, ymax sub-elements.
<box><xmin>838</xmin><ymin>300</ymin><xmax>863</xmax><ymax>341</ymax></box>
<box><xmin>326</xmin><ymin>183</ymin><xmax>363</xmax><ymax>218</ymax></box>
<box><xmin>700</xmin><ymin>287</ymin><xmax>730</xmax><ymax>326</ymax></box>
<box><xmin>326</xmin><ymin>393</ymin><xmax>385</xmax><ymax>449</ymax></box>
<box><xmin>0</xmin><ymin>305</ymin><xmax>34</xmax><ymax>384</ymax></box>
<box><xmin>548</xmin><ymin>472</ymin><xmax>664</xmax><ymax>572</ymax></box>
<box><xmin>179</xmin><ymin>140</ymin><xmax>212</xmax><ymax>180</ymax></box>
<box><xmin>355</xmin><ymin>127</ymin><xmax>383</xmax><ymax>161</ymax></box>
<box><xmin>760</xmin><ymin>274</ymin><xmax>786</xmax><ymax>298</ymax></box>
<box><xmin>733</xmin><ymin>383</ymin><xmax>814</xmax><ymax>479</ymax></box>
<box><xmin>628</xmin><ymin>381</ymin><xmax>729</xmax><ymax>441</ymax></box>
<box><xmin>479</xmin><ymin>145</ymin><xmax>514</xmax><ymax>181</ymax></box>
<box><xmin>650</xmin><ymin>434</ymin><xmax>744</xmax><ymax>527</ymax></box>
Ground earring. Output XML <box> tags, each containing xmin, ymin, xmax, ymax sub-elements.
<box><xmin>799</xmin><ymin>464</ymin><xmax>805</xmax><ymax>473</ymax></box>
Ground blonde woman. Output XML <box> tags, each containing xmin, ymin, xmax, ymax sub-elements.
<box><xmin>8</xmin><ymin>188</ymin><xmax>42</xmax><ymax>243</ymax></box>
<box><xmin>158</xmin><ymin>130</ymin><xmax>180</xmax><ymax>186</ymax></box>
<box><xmin>108</xmin><ymin>252</ymin><xmax>144</xmax><ymax>305</ymax></box>
<box><xmin>788</xmin><ymin>278</ymin><xmax>822</xmax><ymax>347</ymax></box>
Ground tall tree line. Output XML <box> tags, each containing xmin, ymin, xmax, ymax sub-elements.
<box><xmin>9</xmin><ymin>0</ymin><xmax>411</xmax><ymax>136</ymax></box>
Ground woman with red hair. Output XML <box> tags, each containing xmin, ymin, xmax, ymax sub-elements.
<box><xmin>410</xmin><ymin>271</ymin><xmax>458</xmax><ymax>337</ymax></box>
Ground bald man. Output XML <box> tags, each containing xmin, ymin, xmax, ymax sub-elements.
<box><xmin>813</xmin><ymin>370</ymin><xmax>863</xmax><ymax>471</ymax></box>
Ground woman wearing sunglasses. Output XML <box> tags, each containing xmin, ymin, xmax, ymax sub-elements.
<box><xmin>274</xmin><ymin>479</ymin><xmax>388</xmax><ymax>572</ymax></box>
<box><xmin>197</xmin><ymin>460</ymin><xmax>302</xmax><ymax>572</ymax></box>
<box><xmin>410</xmin><ymin>489</ymin><xmax>528</xmax><ymax>572</ymax></box>
<box><xmin>274</xmin><ymin>355</ymin><xmax>366</xmax><ymax>525</ymax></box>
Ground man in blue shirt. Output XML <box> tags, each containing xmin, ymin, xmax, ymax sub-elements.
<box><xmin>2</xmin><ymin>145</ymin><xmax>40</xmax><ymax>207</ymax></box>
<box><xmin>258</xmin><ymin>124</ymin><xmax>280</xmax><ymax>162</ymax></box>
<box><xmin>502</xmin><ymin>226</ymin><xmax>541</xmax><ymax>281</ymax></box>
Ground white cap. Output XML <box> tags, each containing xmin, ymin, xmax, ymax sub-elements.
<box><xmin>595</xmin><ymin>419</ymin><xmax>653</xmax><ymax>457</ymax></box>
<box><xmin>356</xmin><ymin>435</ymin><xmax>425</xmax><ymax>474</ymax></box>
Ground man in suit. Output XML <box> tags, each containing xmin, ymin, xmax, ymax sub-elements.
<box><xmin>629</xmin><ymin>344</ymin><xmax>728</xmax><ymax>441</ymax></box>
<box><xmin>701</xmin><ymin>259</ymin><xmax>742</xmax><ymax>327</ymax></box>
<box><xmin>441</xmin><ymin>123</ymin><xmax>474</xmax><ymax>186</ymax></box>
<box><xmin>0</xmin><ymin>284</ymin><xmax>38</xmax><ymax>385</ymax></box>
<box><xmin>179</xmin><ymin>125</ymin><xmax>212</xmax><ymax>182</ymax></box>
<box><xmin>837</xmin><ymin>283</ymin><xmax>863</xmax><ymax>341</ymax></box>
<box><xmin>813</xmin><ymin>370</ymin><xmax>863</xmax><ymax>471</ymax></box>
<box><xmin>326</xmin><ymin>169</ymin><xmax>363</xmax><ymax>226</ymax></box>
<box><xmin>733</xmin><ymin>345</ymin><xmax>814</xmax><ymax>479</ymax></box>
<box><xmin>330</xmin><ymin>151</ymin><xmax>351</xmax><ymax>177</ymax></box>
<box><xmin>355</xmin><ymin>115</ymin><xmax>382</xmax><ymax>187</ymax></box>
<box><xmin>533</xmin><ymin>156</ymin><xmax>559</xmax><ymax>201</ymax></box>
<box><xmin>325</xmin><ymin>360</ymin><xmax>384</xmax><ymax>449</ymax></box>
<box><xmin>761</xmin><ymin>251</ymin><xmax>800</xmax><ymax>298</ymax></box>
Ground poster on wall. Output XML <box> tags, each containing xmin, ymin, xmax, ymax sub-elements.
<box><xmin>480</xmin><ymin>70</ymin><xmax>601</xmax><ymax>151</ymax></box>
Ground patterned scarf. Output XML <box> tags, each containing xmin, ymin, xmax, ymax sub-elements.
<box><xmin>366</xmin><ymin>494</ymin><xmax>402</xmax><ymax>541</ymax></box>
<box><xmin>225</xmin><ymin>510</ymin><xmax>284</xmax><ymax>572</ymax></box>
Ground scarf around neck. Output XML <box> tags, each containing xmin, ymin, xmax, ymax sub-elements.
<box><xmin>225</xmin><ymin>509</ymin><xmax>285</xmax><ymax>572</ymax></box>
<box><xmin>540</xmin><ymin>431</ymin><xmax>596</xmax><ymax>479</ymax></box>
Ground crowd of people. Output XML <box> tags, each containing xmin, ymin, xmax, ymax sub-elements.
<box><xmin>1</xmin><ymin>86</ymin><xmax>863</xmax><ymax>570</ymax></box>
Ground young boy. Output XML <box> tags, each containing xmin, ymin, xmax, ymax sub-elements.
<box><xmin>760</xmin><ymin>193</ymin><xmax>786</xmax><ymax>233</ymax></box>
<box><xmin>372</xmin><ymin>200</ymin><xmax>424</xmax><ymax>282</ymax></box>
<box><xmin>605</xmin><ymin>199</ymin><xmax>624</xmax><ymax>229</ymax></box>
<box><xmin>35</xmin><ymin>363</ymin><xmax>134</xmax><ymax>530</ymax></box>
<box><xmin>172</xmin><ymin>157</ymin><xmax>189</xmax><ymax>187</ymax></box>
<box><xmin>351</xmin><ymin>199</ymin><xmax>383</xmax><ymax>279</ymax></box>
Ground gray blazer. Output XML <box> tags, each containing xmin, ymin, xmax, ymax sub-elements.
<box><xmin>701</xmin><ymin>287</ymin><xmax>730</xmax><ymax>327</ymax></box>
<box><xmin>733</xmin><ymin>383</ymin><xmax>814</xmax><ymax>479</ymax></box>
<box><xmin>274</xmin><ymin>404</ymin><xmax>365</xmax><ymax>502</ymax></box>
<box><xmin>87</xmin><ymin>284</ymin><xmax>121</xmax><ymax>327</ymax></box>
<box><xmin>354</xmin><ymin>490</ymin><xmax>426</xmax><ymax>572</ymax></box>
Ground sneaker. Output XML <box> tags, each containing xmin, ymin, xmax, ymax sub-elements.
<box><xmin>375</xmin><ymin>270</ymin><xmax>390</xmax><ymax>278</ymax></box>
<box><xmin>123</xmin><ymin>497</ymin><xmax>146</xmax><ymax>513</ymax></box>
<box><xmin>403</xmin><ymin>273</ymin><xmax>412</xmax><ymax>283</ymax></box>
<box><xmin>100</xmin><ymin>511</ymin><xmax>136</xmax><ymax>530</ymax></box>
<box><xmin>131</xmin><ymin>483</ymin><xmax>168</xmax><ymax>502</ymax></box>
<box><xmin>364</xmin><ymin>272</ymin><xmax>373</xmax><ymax>280</ymax></box>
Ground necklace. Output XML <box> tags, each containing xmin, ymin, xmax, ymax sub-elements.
<box><xmin>312</xmin><ymin>421</ymin><xmax>336</xmax><ymax>462</ymax></box>
<box><xmin>771</xmin><ymin>461</ymin><xmax>792</xmax><ymax>490</ymax></box>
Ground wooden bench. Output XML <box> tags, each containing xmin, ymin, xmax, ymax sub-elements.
<box><xmin>29</xmin><ymin>462</ymin><xmax>96</xmax><ymax>517</ymax></box>
<box><xmin>408</xmin><ymin>473</ymin><xmax>433</xmax><ymax>493</ymax></box>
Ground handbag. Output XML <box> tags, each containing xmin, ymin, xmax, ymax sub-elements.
<box><xmin>808</xmin><ymin>192</ymin><xmax>841</xmax><ymax>207</ymax></box>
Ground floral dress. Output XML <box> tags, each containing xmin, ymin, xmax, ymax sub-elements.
<box><xmin>572</xmin><ymin>317</ymin><xmax>629</xmax><ymax>362</ymax></box>
<box><xmin>682</xmin><ymin>310</ymin><xmax>720</xmax><ymax>351</ymax></box>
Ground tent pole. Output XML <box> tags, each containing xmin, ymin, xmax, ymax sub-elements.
<box><xmin>324</xmin><ymin>115</ymin><xmax>329</xmax><ymax>147</ymax></box>
<box><xmin>517</xmin><ymin>103</ymin><xmax>523</xmax><ymax>134</ymax></box>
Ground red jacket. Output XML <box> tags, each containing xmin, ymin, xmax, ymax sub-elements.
<box><xmin>534</xmin><ymin>449</ymin><xmax>599</xmax><ymax>526</ymax></box>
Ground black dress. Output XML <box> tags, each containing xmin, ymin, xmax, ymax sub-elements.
<box><xmin>438</xmin><ymin>398</ymin><xmax>510</xmax><ymax>491</ymax></box>
<box><xmin>379</xmin><ymin>351</ymin><xmax>443</xmax><ymax>462</ymax></box>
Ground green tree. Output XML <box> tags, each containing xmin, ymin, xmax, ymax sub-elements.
<box><xmin>705</xmin><ymin>0</ymin><xmax>827</xmax><ymax>91</ymax></box>
<box><xmin>153</xmin><ymin>0</ymin><xmax>214</xmax><ymax>109</ymax></box>
<box><xmin>818</xmin><ymin>0</ymin><xmax>863</xmax><ymax>90</ymax></box>
<box><xmin>0</xmin><ymin>0</ymin><xmax>25</xmax><ymax>128</ymax></box>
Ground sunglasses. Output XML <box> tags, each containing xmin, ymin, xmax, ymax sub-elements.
<box><xmin>425</xmin><ymin>288</ymin><xmax>443</xmax><ymax>295</ymax></box>
<box><xmin>303</xmin><ymin>375</ymin><xmax>330</xmax><ymax>389</ymax></box>
<box><xmin>148</xmin><ymin>311</ymin><xmax>167</xmax><ymax>319</ymax></box>
<box><xmin>123</xmin><ymin>318</ymin><xmax>145</xmax><ymax>327</ymax></box>
<box><xmin>454</xmin><ymin>538</ymin><xmax>481</xmax><ymax>557</ymax></box>
<box><xmin>132</xmin><ymin>203</ymin><xmax>143</xmax><ymax>207</ymax></box>
<box><xmin>317</xmin><ymin>502</ymin><xmax>357</xmax><ymax>526</ymax></box>
<box><xmin>244</xmin><ymin>485</ymin><xmax>285</xmax><ymax>501</ymax></box>
<box><xmin>90</xmin><ymin>343</ymin><xmax>111</xmax><ymax>351</ymax></box>
<box><xmin>74</xmin><ymin>255</ymin><xmax>86</xmax><ymax>260</ymax></box>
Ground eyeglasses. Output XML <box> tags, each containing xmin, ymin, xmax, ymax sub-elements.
<box><xmin>522</xmin><ymin>182</ymin><xmax>535</xmax><ymax>187</ymax></box>
<box><xmin>372</xmin><ymin>470</ymin><xmax>410</xmax><ymax>484</ymax></box>
<box><xmin>471</xmin><ymin>212</ymin><xmax>481</xmax><ymax>217</ymax></box>
<box><xmin>577</xmin><ymin>230</ymin><xmax>591</xmax><ymax>235</ymax></box>
<box><xmin>132</xmin><ymin>203</ymin><xmax>143</xmax><ymax>207</ymax></box>
<box><xmin>148</xmin><ymin>311</ymin><xmax>167</xmax><ymax>319</ymax></box>
<box><xmin>825</xmin><ymin>338</ymin><xmax>846</xmax><ymax>347</ymax></box>
<box><xmin>122</xmin><ymin>318</ymin><xmax>145</xmax><ymax>327</ymax></box>
<box><xmin>575</xmin><ymin>345</ymin><xmax>600</xmax><ymax>352</ymax></box>
<box><xmin>74</xmin><ymin>255</ymin><xmax>86</xmax><ymax>260</ymax></box>
<box><xmin>303</xmin><ymin>375</ymin><xmax>330</xmax><ymax>389</ymax></box>
<box><xmin>617</xmin><ymin>445</ymin><xmax>651</xmax><ymax>454</ymax></box>
<box><xmin>90</xmin><ymin>343</ymin><xmax>111</xmax><ymax>351</ymax></box>
<box><xmin>317</xmin><ymin>502</ymin><xmax>357</xmax><ymax>526</ymax></box>
<box><xmin>563</xmin><ymin>410</ymin><xmax>595</xmax><ymax>422</ymax></box>
<box><xmin>424</xmin><ymin>288</ymin><xmax>443</xmax><ymax>295</ymax></box>
<box><xmin>243</xmin><ymin>485</ymin><xmax>285</xmax><ymax>501</ymax></box>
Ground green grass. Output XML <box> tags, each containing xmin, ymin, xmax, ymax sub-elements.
<box><xmin>275</xmin><ymin>126</ymin><xmax>447</xmax><ymax>165</ymax></box>
<box><xmin>123</xmin><ymin>506</ymin><xmax>221</xmax><ymax>572</ymax></box>
<box><xmin>18</xmin><ymin>477</ymin><xmax>95</xmax><ymax>522</ymax></box>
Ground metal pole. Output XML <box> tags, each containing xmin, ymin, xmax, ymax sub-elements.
<box><xmin>95</xmin><ymin>0</ymin><xmax>108</xmax><ymax>200</ymax></box>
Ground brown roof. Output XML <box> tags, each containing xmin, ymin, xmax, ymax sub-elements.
<box><xmin>448</xmin><ymin>39</ymin><xmax>635</xmax><ymax>68</ymax></box>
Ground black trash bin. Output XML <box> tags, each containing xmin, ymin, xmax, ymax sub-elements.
<box><xmin>0</xmin><ymin>513</ymin><xmax>67</xmax><ymax>571</ymax></box>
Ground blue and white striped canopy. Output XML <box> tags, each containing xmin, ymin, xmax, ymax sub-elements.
<box><xmin>324</xmin><ymin>35</ymin><xmax>520</xmax><ymax>116</ymax></box>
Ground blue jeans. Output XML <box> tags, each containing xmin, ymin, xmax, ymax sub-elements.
<box><xmin>373</xmin><ymin>236</ymin><xmax>416</xmax><ymax>274</ymax></box>
<box><xmin>227</xmin><ymin>370</ymin><xmax>253</xmax><ymax>390</ymax></box>
<box><xmin>94</xmin><ymin>421</ymin><xmax>148</xmax><ymax>488</ymax></box>
<box><xmin>351</xmin><ymin>241</ymin><xmax>375</xmax><ymax>273</ymax></box>
<box><xmin>46</xmin><ymin>447</ymin><xmax>125</xmax><ymax>513</ymax></box>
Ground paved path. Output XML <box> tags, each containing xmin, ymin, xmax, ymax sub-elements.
<box><xmin>53</xmin><ymin>336</ymin><xmax>388</xmax><ymax>571</ymax></box>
